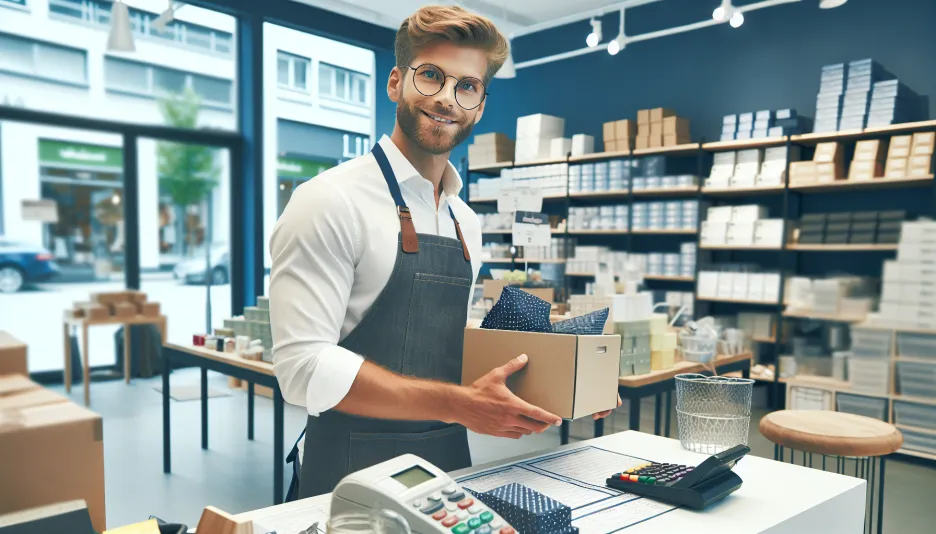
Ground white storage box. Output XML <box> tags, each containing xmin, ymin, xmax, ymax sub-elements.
<box><xmin>897</xmin><ymin>361</ymin><xmax>936</xmax><ymax>398</ymax></box>
<box><xmin>753</xmin><ymin>219</ymin><xmax>785</xmax><ymax>248</ymax></box>
<box><xmin>836</xmin><ymin>393</ymin><xmax>887</xmax><ymax>421</ymax></box>
<box><xmin>516</xmin><ymin>114</ymin><xmax>565</xmax><ymax>140</ymax></box>
<box><xmin>571</xmin><ymin>134</ymin><xmax>595</xmax><ymax>157</ymax></box>
<box><xmin>790</xmin><ymin>386</ymin><xmax>833</xmax><ymax>410</ymax></box>
<box><xmin>850</xmin><ymin>327</ymin><xmax>893</xmax><ymax>358</ymax></box>
<box><xmin>706</xmin><ymin>206</ymin><xmax>733</xmax><ymax>222</ymax></box>
<box><xmin>746</xmin><ymin>274</ymin><xmax>766</xmax><ymax>302</ymax></box>
<box><xmin>731</xmin><ymin>272</ymin><xmax>750</xmax><ymax>300</ymax></box>
<box><xmin>727</xmin><ymin>222</ymin><xmax>756</xmax><ymax>247</ymax></box>
<box><xmin>700</xmin><ymin>221</ymin><xmax>729</xmax><ymax>246</ymax></box>
<box><xmin>894</xmin><ymin>401</ymin><xmax>936</xmax><ymax>431</ymax></box>
<box><xmin>849</xmin><ymin>357</ymin><xmax>890</xmax><ymax>395</ymax></box>
<box><xmin>697</xmin><ymin>271</ymin><xmax>719</xmax><ymax>298</ymax></box>
<box><xmin>717</xmin><ymin>272</ymin><xmax>735</xmax><ymax>298</ymax></box>
<box><xmin>549</xmin><ymin>138</ymin><xmax>572</xmax><ymax>159</ymax></box>
<box><xmin>731</xmin><ymin>205</ymin><xmax>768</xmax><ymax>222</ymax></box>
<box><xmin>897</xmin><ymin>332</ymin><xmax>936</xmax><ymax>360</ymax></box>
<box><xmin>762</xmin><ymin>273</ymin><xmax>782</xmax><ymax>303</ymax></box>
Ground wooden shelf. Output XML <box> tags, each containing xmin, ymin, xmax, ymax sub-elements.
<box><xmin>567</xmin><ymin>229</ymin><xmax>628</xmax><ymax>235</ymax></box>
<box><xmin>787</xmin><ymin>243</ymin><xmax>899</xmax><ymax>252</ymax></box>
<box><xmin>631</xmin><ymin>229</ymin><xmax>698</xmax><ymax>235</ymax></box>
<box><xmin>856</xmin><ymin>324</ymin><xmax>936</xmax><ymax>336</ymax></box>
<box><xmin>482</xmin><ymin>258</ymin><xmax>514</xmax><ymax>264</ymax></box>
<box><xmin>895</xmin><ymin>424</ymin><xmax>936</xmax><ymax>437</ymax></box>
<box><xmin>862</xmin><ymin>119</ymin><xmax>936</xmax><ymax>135</ymax></box>
<box><xmin>569</xmin><ymin>150</ymin><xmax>631</xmax><ymax>162</ymax></box>
<box><xmin>700</xmin><ymin>245</ymin><xmax>781</xmax><ymax>251</ymax></box>
<box><xmin>470</xmin><ymin>197</ymin><xmax>497</xmax><ymax>203</ymax></box>
<box><xmin>702</xmin><ymin>137</ymin><xmax>788</xmax><ymax>150</ymax></box>
<box><xmin>631</xmin><ymin>186</ymin><xmax>700</xmax><ymax>197</ymax></box>
<box><xmin>470</xmin><ymin>192</ymin><xmax>569</xmax><ymax>203</ymax></box>
<box><xmin>892</xmin><ymin>395</ymin><xmax>936</xmax><ymax>407</ymax></box>
<box><xmin>517</xmin><ymin>258</ymin><xmax>566</xmax><ymax>264</ymax></box>
<box><xmin>701</xmin><ymin>185</ymin><xmax>785</xmax><ymax>196</ymax></box>
<box><xmin>696</xmin><ymin>296</ymin><xmax>778</xmax><ymax>306</ymax></box>
<box><xmin>785</xmin><ymin>376</ymin><xmax>891</xmax><ymax>400</ymax></box>
<box><xmin>481</xmin><ymin>229</ymin><xmax>512</xmax><ymax>234</ymax></box>
<box><xmin>752</xmin><ymin>336</ymin><xmax>777</xmax><ymax>344</ymax></box>
<box><xmin>513</xmin><ymin>157</ymin><xmax>568</xmax><ymax>167</ymax></box>
<box><xmin>897</xmin><ymin>448</ymin><xmax>936</xmax><ymax>461</ymax></box>
<box><xmin>468</xmin><ymin>161</ymin><xmax>512</xmax><ymax>174</ymax></box>
<box><xmin>790</xmin><ymin>129</ymin><xmax>865</xmax><ymax>145</ymax></box>
<box><xmin>632</xmin><ymin>143</ymin><xmax>700</xmax><ymax>156</ymax></box>
<box><xmin>643</xmin><ymin>275</ymin><xmax>695</xmax><ymax>282</ymax></box>
<box><xmin>782</xmin><ymin>309</ymin><xmax>867</xmax><ymax>323</ymax></box>
<box><xmin>789</xmin><ymin>175</ymin><xmax>933</xmax><ymax>193</ymax></box>
<box><xmin>568</xmin><ymin>189</ymin><xmax>629</xmax><ymax>199</ymax></box>
<box><xmin>566</xmin><ymin>272</ymin><xmax>596</xmax><ymax>277</ymax></box>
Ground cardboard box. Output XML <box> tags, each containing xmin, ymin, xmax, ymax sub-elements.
<box><xmin>604</xmin><ymin>140</ymin><xmax>617</xmax><ymax>153</ymax></box>
<box><xmin>0</xmin><ymin>331</ymin><xmax>27</xmax><ymax>376</ymax></box>
<box><xmin>516</xmin><ymin>114</ymin><xmax>565</xmax><ymax>140</ymax></box>
<box><xmin>849</xmin><ymin>160</ymin><xmax>883</xmax><ymax>180</ymax></box>
<box><xmin>462</xmin><ymin>328</ymin><xmax>621</xmax><ymax>419</ymax></box>
<box><xmin>885</xmin><ymin>157</ymin><xmax>908</xmax><ymax>178</ymax></box>
<box><xmin>475</xmin><ymin>133</ymin><xmax>512</xmax><ymax>146</ymax></box>
<box><xmin>663</xmin><ymin>134</ymin><xmax>690</xmax><ymax>147</ymax></box>
<box><xmin>615</xmin><ymin>119</ymin><xmax>636</xmax><ymax>140</ymax></box>
<box><xmin>662</xmin><ymin>117</ymin><xmax>690</xmax><ymax>137</ymax></box>
<box><xmin>648</xmin><ymin>134</ymin><xmax>664</xmax><ymax>148</ymax></box>
<box><xmin>0</xmin><ymin>401</ymin><xmax>106</xmax><ymax>532</ymax></box>
<box><xmin>636</xmin><ymin>136</ymin><xmax>650</xmax><ymax>150</ymax></box>
<box><xmin>571</xmin><ymin>134</ymin><xmax>595</xmax><ymax>157</ymax></box>
<box><xmin>913</xmin><ymin>132</ymin><xmax>935</xmax><ymax>155</ymax></box>
<box><xmin>637</xmin><ymin>109</ymin><xmax>650</xmax><ymax>125</ymax></box>
<box><xmin>888</xmin><ymin>135</ymin><xmax>913</xmax><ymax>159</ymax></box>
<box><xmin>816</xmin><ymin>161</ymin><xmax>844</xmax><ymax>182</ymax></box>
<box><xmin>650</xmin><ymin>122</ymin><xmax>663</xmax><ymax>136</ymax></box>
<box><xmin>603</xmin><ymin>122</ymin><xmax>616</xmax><ymax>142</ymax></box>
<box><xmin>789</xmin><ymin>161</ymin><xmax>817</xmax><ymax>184</ymax></box>
<box><xmin>854</xmin><ymin>140</ymin><xmax>886</xmax><ymax>162</ymax></box>
<box><xmin>109</xmin><ymin>302</ymin><xmax>136</xmax><ymax>318</ymax></box>
<box><xmin>482</xmin><ymin>280</ymin><xmax>554</xmax><ymax>304</ymax></box>
<box><xmin>813</xmin><ymin>142</ymin><xmax>843</xmax><ymax>163</ymax></box>
<box><xmin>0</xmin><ymin>376</ymin><xmax>68</xmax><ymax>411</ymax></box>
<box><xmin>78</xmin><ymin>303</ymin><xmax>108</xmax><ymax>321</ymax></box>
<box><xmin>637</xmin><ymin>123</ymin><xmax>651</xmax><ymax>137</ymax></box>
<box><xmin>649</xmin><ymin>108</ymin><xmax>676</xmax><ymax>123</ymax></box>
<box><xmin>136</xmin><ymin>301</ymin><xmax>161</xmax><ymax>317</ymax></box>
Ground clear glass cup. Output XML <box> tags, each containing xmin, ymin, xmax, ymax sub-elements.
<box><xmin>326</xmin><ymin>510</ymin><xmax>411</xmax><ymax>534</ymax></box>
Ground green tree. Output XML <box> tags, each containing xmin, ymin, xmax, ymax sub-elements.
<box><xmin>157</xmin><ymin>86</ymin><xmax>219</xmax><ymax>257</ymax></box>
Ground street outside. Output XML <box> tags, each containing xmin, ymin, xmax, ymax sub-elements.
<box><xmin>0</xmin><ymin>273</ymin><xmax>239</xmax><ymax>373</ymax></box>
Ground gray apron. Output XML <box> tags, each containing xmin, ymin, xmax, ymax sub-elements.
<box><xmin>297</xmin><ymin>143</ymin><xmax>474</xmax><ymax>498</ymax></box>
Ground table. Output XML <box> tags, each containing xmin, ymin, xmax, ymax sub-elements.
<box><xmin>63</xmin><ymin>313</ymin><xmax>167</xmax><ymax>406</ymax></box>
<box><xmin>160</xmin><ymin>343</ymin><xmax>286</xmax><ymax>504</ymax></box>
<box><xmin>561</xmin><ymin>353</ymin><xmax>753</xmax><ymax>445</ymax></box>
<box><xmin>195</xmin><ymin>430</ymin><xmax>866</xmax><ymax>534</ymax></box>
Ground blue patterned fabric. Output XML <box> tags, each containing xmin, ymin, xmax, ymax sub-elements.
<box><xmin>481</xmin><ymin>286</ymin><xmax>552</xmax><ymax>332</ymax></box>
<box><xmin>469</xmin><ymin>483</ymin><xmax>575</xmax><ymax>534</ymax></box>
<box><xmin>551</xmin><ymin>308</ymin><xmax>609</xmax><ymax>335</ymax></box>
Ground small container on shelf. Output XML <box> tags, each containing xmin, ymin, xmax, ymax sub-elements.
<box><xmin>836</xmin><ymin>393</ymin><xmax>887</xmax><ymax>421</ymax></box>
<box><xmin>901</xmin><ymin>428</ymin><xmax>936</xmax><ymax>456</ymax></box>
<box><xmin>850</xmin><ymin>327</ymin><xmax>893</xmax><ymax>357</ymax></box>
<box><xmin>897</xmin><ymin>360</ymin><xmax>936</xmax><ymax>398</ymax></box>
<box><xmin>790</xmin><ymin>386</ymin><xmax>833</xmax><ymax>410</ymax></box>
<box><xmin>897</xmin><ymin>332</ymin><xmax>936</xmax><ymax>360</ymax></box>
<box><xmin>894</xmin><ymin>401</ymin><xmax>936</xmax><ymax>431</ymax></box>
<box><xmin>849</xmin><ymin>357</ymin><xmax>891</xmax><ymax>395</ymax></box>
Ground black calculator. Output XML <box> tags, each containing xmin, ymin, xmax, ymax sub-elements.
<box><xmin>605</xmin><ymin>444</ymin><xmax>750</xmax><ymax>509</ymax></box>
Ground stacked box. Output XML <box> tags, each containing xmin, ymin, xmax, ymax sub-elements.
<box><xmin>798</xmin><ymin>213</ymin><xmax>827</xmax><ymax>244</ymax></box>
<box><xmin>879</xmin><ymin>221</ymin><xmax>936</xmax><ymax>329</ymax></box>
<box><xmin>813</xmin><ymin>142</ymin><xmax>845</xmax><ymax>182</ymax></box>
<box><xmin>515</xmin><ymin>114</ymin><xmax>565</xmax><ymax>163</ymax></box>
<box><xmin>814</xmin><ymin>63</ymin><xmax>845</xmax><ymax>133</ymax></box>
<box><xmin>468</xmin><ymin>133</ymin><xmax>515</xmax><ymax>166</ymax></box>
<box><xmin>649</xmin><ymin>315</ymin><xmax>676</xmax><ymax>371</ymax></box>
<box><xmin>636</xmin><ymin>108</ymin><xmax>689</xmax><ymax>149</ymax></box>
<box><xmin>907</xmin><ymin>132</ymin><xmax>935</xmax><ymax>177</ymax></box>
<box><xmin>771</xmin><ymin>109</ymin><xmax>812</xmax><ymax>137</ymax></box>
<box><xmin>616</xmin><ymin>319</ymin><xmax>651</xmax><ymax>376</ymax></box>
<box><xmin>867</xmin><ymin>79</ymin><xmax>926</xmax><ymax>128</ymax></box>
<box><xmin>790</xmin><ymin>161</ymin><xmax>818</xmax><ymax>185</ymax></box>
<box><xmin>705</xmin><ymin>151</ymin><xmax>737</xmax><ymax>188</ymax></box>
<box><xmin>732</xmin><ymin>149</ymin><xmax>763</xmax><ymax>187</ymax></box>
<box><xmin>602</xmin><ymin>119</ymin><xmax>637</xmax><ymax>152</ymax></box>
<box><xmin>885</xmin><ymin>135</ymin><xmax>913</xmax><ymax>179</ymax></box>
<box><xmin>758</xmin><ymin>145</ymin><xmax>801</xmax><ymax>186</ymax></box>
<box><xmin>849</xmin><ymin>139</ymin><xmax>886</xmax><ymax>180</ymax></box>
<box><xmin>571</xmin><ymin>134</ymin><xmax>595</xmax><ymax>157</ymax></box>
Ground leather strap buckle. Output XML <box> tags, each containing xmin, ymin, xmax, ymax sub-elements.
<box><xmin>398</xmin><ymin>207</ymin><xmax>419</xmax><ymax>253</ymax></box>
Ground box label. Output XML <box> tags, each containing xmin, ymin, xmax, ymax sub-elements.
<box><xmin>513</xmin><ymin>211</ymin><xmax>551</xmax><ymax>247</ymax></box>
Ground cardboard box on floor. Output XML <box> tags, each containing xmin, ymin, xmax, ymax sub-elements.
<box><xmin>0</xmin><ymin>331</ymin><xmax>27</xmax><ymax>376</ymax></box>
<box><xmin>0</xmin><ymin>376</ymin><xmax>105</xmax><ymax>533</ymax></box>
<box><xmin>462</xmin><ymin>328</ymin><xmax>621</xmax><ymax>419</ymax></box>
<box><xmin>482</xmin><ymin>280</ymin><xmax>554</xmax><ymax>304</ymax></box>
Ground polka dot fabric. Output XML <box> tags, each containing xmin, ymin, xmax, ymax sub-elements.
<box><xmin>551</xmin><ymin>308</ymin><xmax>609</xmax><ymax>336</ymax></box>
<box><xmin>481</xmin><ymin>286</ymin><xmax>553</xmax><ymax>333</ymax></box>
<box><xmin>469</xmin><ymin>483</ymin><xmax>576</xmax><ymax>534</ymax></box>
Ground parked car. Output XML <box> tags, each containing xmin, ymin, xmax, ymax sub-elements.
<box><xmin>173</xmin><ymin>244</ymin><xmax>229</xmax><ymax>285</ymax></box>
<box><xmin>0</xmin><ymin>237</ymin><xmax>59</xmax><ymax>293</ymax></box>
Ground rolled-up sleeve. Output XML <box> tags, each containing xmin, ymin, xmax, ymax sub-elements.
<box><xmin>269</xmin><ymin>179</ymin><xmax>364</xmax><ymax>416</ymax></box>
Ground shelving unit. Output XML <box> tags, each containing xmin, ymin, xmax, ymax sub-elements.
<box><xmin>702</xmin><ymin>185</ymin><xmax>785</xmax><ymax>196</ymax></box>
<box><xmin>568</xmin><ymin>190</ymin><xmax>629</xmax><ymax>199</ymax></box>
<box><xmin>566</xmin><ymin>229</ymin><xmax>629</xmax><ymax>235</ymax></box>
<box><xmin>786</xmin><ymin>243</ymin><xmax>899</xmax><ymax>252</ymax></box>
<box><xmin>699</xmin><ymin>245</ymin><xmax>781</xmax><ymax>250</ymax></box>
<box><xmin>781</xmin><ymin>310</ymin><xmax>867</xmax><ymax>323</ymax></box>
<box><xmin>569</xmin><ymin>149</ymin><xmax>632</xmax><ymax>162</ymax></box>
<box><xmin>631</xmin><ymin>186</ymin><xmax>700</xmax><ymax>197</ymax></box>
<box><xmin>701</xmin><ymin>137</ymin><xmax>788</xmax><ymax>150</ymax></box>
<box><xmin>632</xmin><ymin>143</ymin><xmax>700</xmax><ymax>156</ymax></box>
<box><xmin>643</xmin><ymin>275</ymin><xmax>694</xmax><ymax>282</ymax></box>
<box><xmin>696</xmin><ymin>296</ymin><xmax>779</xmax><ymax>305</ymax></box>
<box><xmin>631</xmin><ymin>229</ymin><xmax>697</xmax><ymax>235</ymax></box>
<box><xmin>789</xmin><ymin>175</ymin><xmax>934</xmax><ymax>193</ymax></box>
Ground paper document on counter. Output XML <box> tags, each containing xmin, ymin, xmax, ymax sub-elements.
<box><xmin>457</xmin><ymin>447</ymin><xmax>677</xmax><ymax>532</ymax></box>
<box><xmin>252</xmin><ymin>499</ymin><xmax>330</xmax><ymax>534</ymax></box>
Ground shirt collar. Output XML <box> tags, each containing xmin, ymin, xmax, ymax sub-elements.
<box><xmin>376</xmin><ymin>135</ymin><xmax>463</xmax><ymax>197</ymax></box>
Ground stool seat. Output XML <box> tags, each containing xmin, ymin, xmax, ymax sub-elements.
<box><xmin>760</xmin><ymin>410</ymin><xmax>903</xmax><ymax>457</ymax></box>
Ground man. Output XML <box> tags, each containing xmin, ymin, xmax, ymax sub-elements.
<box><xmin>270</xmin><ymin>5</ymin><xmax>617</xmax><ymax>500</ymax></box>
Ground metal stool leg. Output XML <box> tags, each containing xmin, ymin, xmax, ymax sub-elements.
<box><xmin>867</xmin><ymin>456</ymin><xmax>875</xmax><ymax>534</ymax></box>
<box><xmin>876</xmin><ymin>457</ymin><xmax>886</xmax><ymax>534</ymax></box>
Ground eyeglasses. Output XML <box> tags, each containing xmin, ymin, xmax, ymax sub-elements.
<box><xmin>398</xmin><ymin>63</ymin><xmax>488</xmax><ymax>110</ymax></box>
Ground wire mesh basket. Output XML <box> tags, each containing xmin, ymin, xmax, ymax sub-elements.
<box><xmin>675</xmin><ymin>373</ymin><xmax>754</xmax><ymax>454</ymax></box>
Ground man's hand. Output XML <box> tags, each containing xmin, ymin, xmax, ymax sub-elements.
<box><xmin>449</xmin><ymin>354</ymin><xmax>563</xmax><ymax>439</ymax></box>
<box><xmin>592</xmin><ymin>394</ymin><xmax>623</xmax><ymax>420</ymax></box>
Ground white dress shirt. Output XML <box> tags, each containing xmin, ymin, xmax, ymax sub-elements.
<box><xmin>269</xmin><ymin>135</ymin><xmax>483</xmax><ymax>416</ymax></box>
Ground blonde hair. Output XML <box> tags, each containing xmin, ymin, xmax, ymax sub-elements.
<box><xmin>395</xmin><ymin>5</ymin><xmax>509</xmax><ymax>84</ymax></box>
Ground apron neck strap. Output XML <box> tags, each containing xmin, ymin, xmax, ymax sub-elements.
<box><xmin>371</xmin><ymin>143</ymin><xmax>470</xmax><ymax>261</ymax></box>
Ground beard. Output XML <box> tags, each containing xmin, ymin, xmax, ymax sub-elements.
<box><xmin>397</xmin><ymin>100</ymin><xmax>475</xmax><ymax>155</ymax></box>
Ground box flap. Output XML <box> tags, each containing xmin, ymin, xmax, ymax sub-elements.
<box><xmin>482</xmin><ymin>281</ymin><xmax>554</xmax><ymax>304</ymax></box>
<box><xmin>463</xmin><ymin>328</ymin><xmax>577</xmax><ymax>419</ymax></box>
<box><xmin>572</xmin><ymin>335</ymin><xmax>622</xmax><ymax>419</ymax></box>
<box><xmin>0</xmin><ymin>402</ymin><xmax>102</xmax><ymax>440</ymax></box>
<box><xmin>0</xmin><ymin>374</ymin><xmax>39</xmax><ymax>396</ymax></box>
<box><xmin>0</xmin><ymin>387</ymin><xmax>68</xmax><ymax>412</ymax></box>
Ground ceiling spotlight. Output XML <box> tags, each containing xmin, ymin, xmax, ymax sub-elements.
<box><xmin>586</xmin><ymin>17</ymin><xmax>602</xmax><ymax>47</ymax></box>
<box><xmin>107</xmin><ymin>0</ymin><xmax>135</xmax><ymax>52</ymax></box>
<box><xmin>607</xmin><ymin>9</ymin><xmax>627</xmax><ymax>56</ymax></box>
<box><xmin>729</xmin><ymin>10</ymin><xmax>744</xmax><ymax>27</ymax></box>
<box><xmin>819</xmin><ymin>0</ymin><xmax>848</xmax><ymax>7</ymax></box>
<box><xmin>153</xmin><ymin>2</ymin><xmax>180</xmax><ymax>33</ymax></box>
<box><xmin>712</xmin><ymin>0</ymin><xmax>730</xmax><ymax>21</ymax></box>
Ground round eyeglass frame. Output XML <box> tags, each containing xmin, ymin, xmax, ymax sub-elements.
<box><xmin>398</xmin><ymin>64</ymin><xmax>489</xmax><ymax>110</ymax></box>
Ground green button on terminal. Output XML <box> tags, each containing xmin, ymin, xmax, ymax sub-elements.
<box><xmin>453</xmin><ymin>523</ymin><xmax>471</xmax><ymax>534</ymax></box>
<box><xmin>480</xmin><ymin>512</ymin><xmax>494</xmax><ymax>524</ymax></box>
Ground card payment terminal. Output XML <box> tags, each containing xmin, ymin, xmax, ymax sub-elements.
<box><xmin>332</xmin><ymin>455</ymin><xmax>515</xmax><ymax>534</ymax></box>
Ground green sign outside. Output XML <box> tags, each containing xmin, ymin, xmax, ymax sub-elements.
<box><xmin>38</xmin><ymin>139</ymin><xmax>124</xmax><ymax>169</ymax></box>
<box><xmin>277</xmin><ymin>156</ymin><xmax>334</xmax><ymax>179</ymax></box>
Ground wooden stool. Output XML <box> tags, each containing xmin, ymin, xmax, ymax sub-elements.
<box><xmin>760</xmin><ymin>410</ymin><xmax>903</xmax><ymax>534</ymax></box>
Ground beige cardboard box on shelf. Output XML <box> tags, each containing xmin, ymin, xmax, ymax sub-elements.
<box><xmin>912</xmin><ymin>132</ymin><xmax>935</xmax><ymax>155</ymax></box>
<box><xmin>663</xmin><ymin>134</ymin><xmax>691</xmax><ymax>147</ymax></box>
<box><xmin>650</xmin><ymin>122</ymin><xmax>664</xmax><ymax>137</ymax></box>
<box><xmin>789</xmin><ymin>161</ymin><xmax>817</xmax><ymax>184</ymax></box>
<box><xmin>468</xmin><ymin>134</ymin><xmax>515</xmax><ymax>166</ymax></box>
<box><xmin>662</xmin><ymin>117</ymin><xmax>690</xmax><ymax>137</ymax></box>
<box><xmin>907</xmin><ymin>154</ymin><xmax>933</xmax><ymax>177</ymax></box>
<box><xmin>462</xmin><ymin>328</ymin><xmax>621</xmax><ymax>420</ymax></box>
<box><xmin>648</xmin><ymin>134</ymin><xmax>664</xmax><ymax>149</ymax></box>
<box><xmin>0</xmin><ymin>331</ymin><xmax>28</xmax><ymax>376</ymax></box>
<box><xmin>482</xmin><ymin>280</ymin><xmax>554</xmax><ymax>304</ymax></box>
<box><xmin>887</xmin><ymin>135</ymin><xmax>913</xmax><ymax>159</ymax></box>
<box><xmin>649</xmin><ymin>108</ymin><xmax>676</xmax><ymax>122</ymax></box>
<box><xmin>637</xmin><ymin>109</ymin><xmax>651</xmax><ymax>125</ymax></box>
<box><xmin>615</xmin><ymin>119</ymin><xmax>636</xmax><ymax>140</ymax></box>
<box><xmin>0</xmin><ymin>392</ymin><xmax>106</xmax><ymax>533</ymax></box>
<box><xmin>885</xmin><ymin>157</ymin><xmax>908</xmax><ymax>178</ymax></box>
<box><xmin>604</xmin><ymin>140</ymin><xmax>618</xmax><ymax>153</ymax></box>
<box><xmin>853</xmin><ymin>139</ymin><xmax>886</xmax><ymax>162</ymax></box>
<box><xmin>635</xmin><ymin>137</ymin><xmax>650</xmax><ymax>150</ymax></box>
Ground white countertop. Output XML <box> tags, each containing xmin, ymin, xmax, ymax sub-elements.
<box><xmin>225</xmin><ymin>431</ymin><xmax>866</xmax><ymax>534</ymax></box>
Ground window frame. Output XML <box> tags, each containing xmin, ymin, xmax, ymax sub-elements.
<box><xmin>318</xmin><ymin>62</ymin><xmax>369</xmax><ymax>108</ymax></box>
<box><xmin>276</xmin><ymin>51</ymin><xmax>310</xmax><ymax>93</ymax></box>
<box><xmin>0</xmin><ymin>32</ymin><xmax>89</xmax><ymax>87</ymax></box>
<box><xmin>103</xmin><ymin>56</ymin><xmax>234</xmax><ymax>110</ymax></box>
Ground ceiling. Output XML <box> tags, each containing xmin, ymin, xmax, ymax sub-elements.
<box><xmin>290</xmin><ymin>0</ymin><xmax>619</xmax><ymax>35</ymax></box>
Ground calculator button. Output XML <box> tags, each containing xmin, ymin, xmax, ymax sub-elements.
<box><xmin>468</xmin><ymin>518</ymin><xmax>482</xmax><ymax>530</ymax></box>
<box><xmin>637</xmin><ymin>476</ymin><xmax>648</xmax><ymax>483</ymax></box>
<box><xmin>500</xmin><ymin>528</ymin><xmax>516</xmax><ymax>534</ymax></box>
<box><xmin>448</xmin><ymin>492</ymin><xmax>466</xmax><ymax>502</ymax></box>
<box><xmin>628</xmin><ymin>475</ymin><xmax>640</xmax><ymax>482</ymax></box>
<box><xmin>476</xmin><ymin>526</ymin><xmax>492</xmax><ymax>534</ymax></box>
<box><xmin>442</xmin><ymin>517</ymin><xmax>459</xmax><ymax>528</ymax></box>
<box><xmin>445</xmin><ymin>503</ymin><xmax>458</xmax><ymax>512</ymax></box>
<box><xmin>443</xmin><ymin>486</ymin><xmax>458</xmax><ymax>495</ymax></box>
<box><xmin>452</xmin><ymin>524</ymin><xmax>471</xmax><ymax>534</ymax></box>
<box><xmin>646</xmin><ymin>477</ymin><xmax>657</xmax><ymax>484</ymax></box>
<box><xmin>421</xmin><ymin>502</ymin><xmax>444</xmax><ymax>515</ymax></box>
<box><xmin>456</xmin><ymin>511</ymin><xmax>470</xmax><ymax>521</ymax></box>
<box><xmin>458</xmin><ymin>499</ymin><xmax>475</xmax><ymax>510</ymax></box>
<box><xmin>433</xmin><ymin>510</ymin><xmax>448</xmax><ymax>521</ymax></box>
<box><xmin>480</xmin><ymin>512</ymin><xmax>494</xmax><ymax>524</ymax></box>
<box><xmin>413</xmin><ymin>500</ymin><xmax>423</xmax><ymax>508</ymax></box>
<box><xmin>489</xmin><ymin>520</ymin><xmax>503</xmax><ymax>530</ymax></box>
<box><xmin>429</xmin><ymin>493</ymin><xmax>443</xmax><ymax>502</ymax></box>
<box><xmin>468</xmin><ymin>505</ymin><xmax>482</xmax><ymax>515</ymax></box>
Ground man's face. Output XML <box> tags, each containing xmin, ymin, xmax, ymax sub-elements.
<box><xmin>389</xmin><ymin>41</ymin><xmax>488</xmax><ymax>155</ymax></box>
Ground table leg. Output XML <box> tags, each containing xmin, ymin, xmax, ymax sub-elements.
<box><xmin>201</xmin><ymin>367</ymin><xmax>208</xmax><ymax>450</ymax></box>
<box><xmin>63</xmin><ymin>323</ymin><xmax>72</xmax><ymax>394</ymax></box>
<box><xmin>559</xmin><ymin>420</ymin><xmax>569</xmax><ymax>445</ymax></box>
<box><xmin>654</xmin><ymin>394</ymin><xmax>662</xmax><ymax>436</ymax></box>
<box><xmin>82</xmin><ymin>323</ymin><xmax>90</xmax><ymax>406</ymax></box>
<box><xmin>628</xmin><ymin>396</ymin><xmax>641</xmax><ymax>431</ymax></box>
<box><xmin>248</xmin><ymin>382</ymin><xmax>255</xmax><ymax>441</ymax></box>
<box><xmin>274</xmin><ymin>384</ymin><xmax>285</xmax><ymax>504</ymax></box>
<box><xmin>664</xmin><ymin>391</ymin><xmax>672</xmax><ymax>437</ymax></box>
<box><xmin>594</xmin><ymin>418</ymin><xmax>605</xmax><ymax>438</ymax></box>
<box><xmin>876</xmin><ymin>457</ymin><xmax>886</xmax><ymax>534</ymax></box>
<box><xmin>163</xmin><ymin>354</ymin><xmax>171</xmax><ymax>474</ymax></box>
<box><xmin>124</xmin><ymin>323</ymin><xmax>132</xmax><ymax>384</ymax></box>
<box><xmin>742</xmin><ymin>362</ymin><xmax>751</xmax><ymax>379</ymax></box>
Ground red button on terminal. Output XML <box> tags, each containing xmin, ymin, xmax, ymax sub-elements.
<box><xmin>433</xmin><ymin>510</ymin><xmax>447</xmax><ymax>521</ymax></box>
<box><xmin>500</xmin><ymin>527</ymin><xmax>516</xmax><ymax>534</ymax></box>
<box><xmin>457</xmin><ymin>499</ymin><xmax>475</xmax><ymax>510</ymax></box>
<box><xmin>442</xmin><ymin>516</ymin><xmax>459</xmax><ymax>528</ymax></box>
